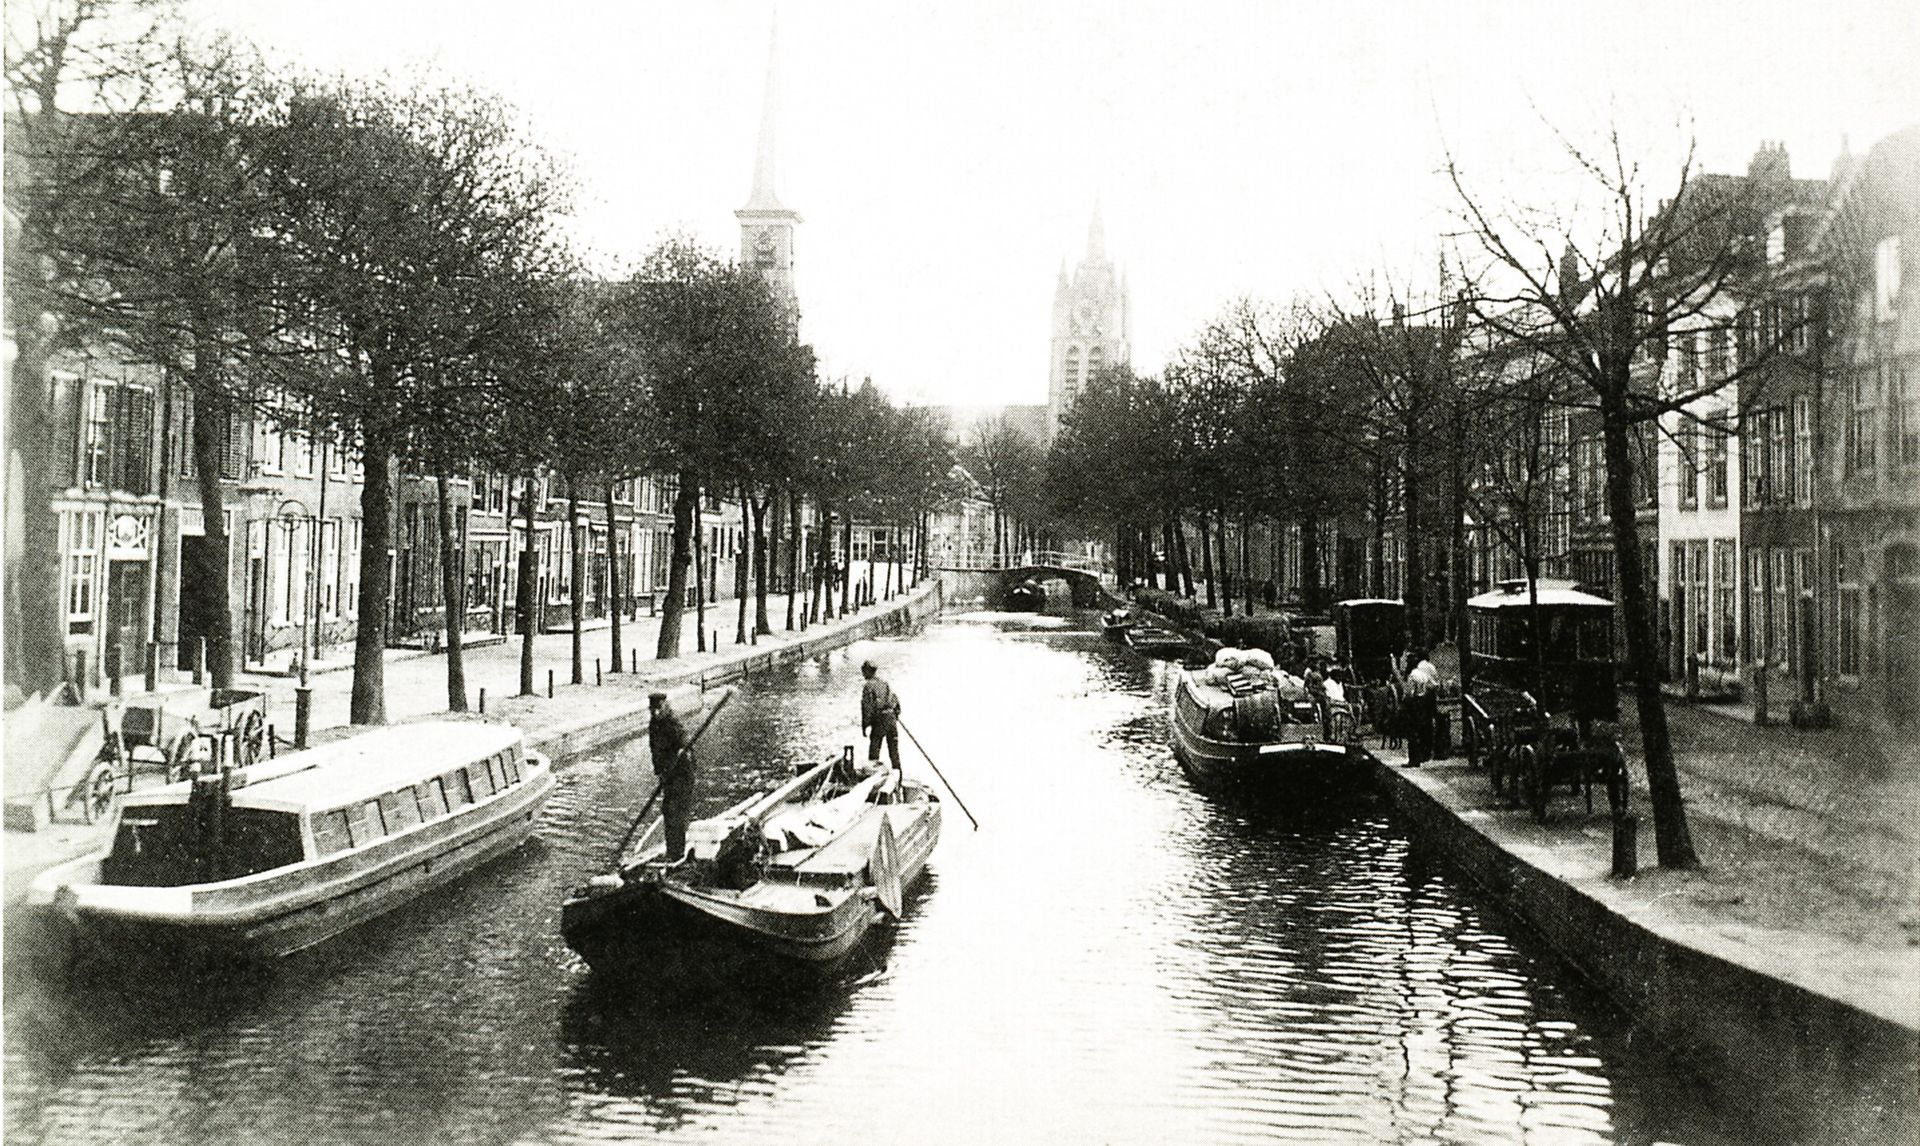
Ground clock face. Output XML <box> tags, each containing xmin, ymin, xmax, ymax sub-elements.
<box><xmin>1074</xmin><ymin>300</ymin><xmax>1102</xmax><ymax>335</ymax></box>
<box><xmin>754</xmin><ymin>230</ymin><xmax>777</xmax><ymax>252</ymax></box>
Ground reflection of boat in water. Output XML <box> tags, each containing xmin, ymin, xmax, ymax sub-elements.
<box><xmin>1007</xmin><ymin>579</ymin><xmax>1046</xmax><ymax>611</ymax></box>
<box><xmin>1170</xmin><ymin>651</ymin><xmax>1359</xmax><ymax>787</ymax></box>
<box><xmin>562</xmin><ymin>750</ymin><xmax>940</xmax><ymax>978</ymax></box>
<box><xmin>29</xmin><ymin>722</ymin><xmax>553</xmax><ymax>966</ymax></box>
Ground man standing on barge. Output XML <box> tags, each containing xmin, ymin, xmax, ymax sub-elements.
<box><xmin>649</xmin><ymin>691</ymin><xmax>695</xmax><ymax>861</ymax></box>
<box><xmin>860</xmin><ymin>660</ymin><xmax>903</xmax><ymax>774</ymax></box>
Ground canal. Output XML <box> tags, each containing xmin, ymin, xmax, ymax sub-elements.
<box><xmin>5</xmin><ymin>610</ymin><xmax>1788</xmax><ymax>1145</ymax></box>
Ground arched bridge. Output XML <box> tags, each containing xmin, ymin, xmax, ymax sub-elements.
<box><xmin>934</xmin><ymin>551</ymin><xmax>1115</xmax><ymax>609</ymax></box>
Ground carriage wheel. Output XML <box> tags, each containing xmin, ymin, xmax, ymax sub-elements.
<box><xmin>1516</xmin><ymin>744</ymin><xmax>1546</xmax><ymax>822</ymax></box>
<box><xmin>236</xmin><ymin>711</ymin><xmax>267</xmax><ymax>767</ymax></box>
<box><xmin>166</xmin><ymin>734</ymin><xmax>199</xmax><ymax>782</ymax></box>
<box><xmin>80</xmin><ymin>761</ymin><xmax>119</xmax><ymax>824</ymax></box>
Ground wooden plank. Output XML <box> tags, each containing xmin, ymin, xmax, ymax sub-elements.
<box><xmin>792</xmin><ymin>809</ymin><xmax>885</xmax><ymax>876</ymax></box>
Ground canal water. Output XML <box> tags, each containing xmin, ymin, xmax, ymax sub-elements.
<box><xmin>5</xmin><ymin>610</ymin><xmax>1791</xmax><ymax>1145</ymax></box>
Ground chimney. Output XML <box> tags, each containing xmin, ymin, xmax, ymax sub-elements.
<box><xmin>1747</xmin><ymin>140</ymin><xmax>1791</xmax><ymax>183</ymax></box>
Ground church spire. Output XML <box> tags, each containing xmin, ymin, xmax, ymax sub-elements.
<box><xmin>1086</xmin><ymin>198</ymin><xmax>1106</xmax><ymax>261</ymax></box>
<box><xmin>741</xmin><ymin>19</ymin><xmax>787</xmax><ymax>213</ymax></box>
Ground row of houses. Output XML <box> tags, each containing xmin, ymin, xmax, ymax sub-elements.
<box><xmin>33</xmin><ymin>343</ymin><xmax>931</xmax><ymax>687</ymax></box>
<box><xmin>1220</xmin><ymin>130</ymin><xmax>1915</xmax><ymax>732</ymax></box>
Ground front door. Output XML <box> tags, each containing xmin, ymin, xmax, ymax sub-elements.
<box><xmin>106</xmin><ymin>559</ymin><xmax>149</xmax><ymax>680</ymax></box>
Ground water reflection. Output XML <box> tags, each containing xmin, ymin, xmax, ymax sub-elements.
<box><xmin>4</xmin><ymin>610</ymin><xmax>1806</xmax><ymax>1145</ymax></box>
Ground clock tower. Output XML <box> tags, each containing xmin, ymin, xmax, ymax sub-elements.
<box><xmin>1048</xmin><ymin>205</ymin><xmax>1131</xmax><ymax>437</ymax></box>
<box><xmin>737</xmin><ymin>25</ymin><xmax>800</xmax><ymax>326</ymax></box>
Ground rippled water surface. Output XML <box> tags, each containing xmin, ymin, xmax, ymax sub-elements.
<box><xmin>6</xmin><ymin>611</ymin><xmax>1792</xmax><ymax>1144</ymax></box>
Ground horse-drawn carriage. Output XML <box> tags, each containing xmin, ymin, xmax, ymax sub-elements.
<box><xmin>76</xmin><ymin>687</ymin><xmax>270</xmax><ymax>823</ymax></box>
<box><xmin>1459</xmin><ymin>581</ymin><xmax>1627</xmax><ymax>822</ymax></box>
<box><xmin>1332</xmin><ymin>598</ymin><xmax>1406</xmax><ymax>743</ymax></box>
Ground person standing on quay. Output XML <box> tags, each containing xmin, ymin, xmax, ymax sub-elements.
<box><xmin>860</xmin><ymin>660</ymin><xmax>903</xmax><ymax>773</ymax></box>
<box><xmin>649</xmin><ymin>691</ymin><xmax>695</xmax><ymax>860</ymax></box>
<box><xmin>1403</xmin><ymin>650</ymin><xmax>1440</xmax><ymax>767</ymax></box>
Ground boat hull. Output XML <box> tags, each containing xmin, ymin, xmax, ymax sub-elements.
<box><xmin>1170</xmin><ymin>675</ymin><xmax>1363</xmax><ymax>790</ymax></box>
<box><xmin>36</xmin><ymin>769</ymin><xmax>553</xmax><ymax>968</ymax></box>
<box><xmin>562</xmin><ymin>798</ymin><xmax>939</xmax><ymax>979</ymax></box>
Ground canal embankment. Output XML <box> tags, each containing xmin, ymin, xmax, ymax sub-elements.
<box><xmin>1366</xmin><ymin>739</ymin><xmax>1917</xmax><ymax>1141</ymax></box>
<box><xmin>1119</xmin><ymin>586</ymin><xmax>1916</xmax><ymax>1137</ymax></box>
<box><xmin>2</xmin><ymin>580</ymin><xmax>944</xmax><ymax>905</ymax></box>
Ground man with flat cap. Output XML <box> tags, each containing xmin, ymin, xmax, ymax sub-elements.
<box><xmin>648</xmin><ymin>691</ymin><xmax>695</xmax><ymax>861</ymax></box>
<box><xmin>859</xmin><ymin>660</ymin><xmax>903</xmax><ymax>774</ymax></box>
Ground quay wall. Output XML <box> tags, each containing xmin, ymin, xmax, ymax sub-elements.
<box><xmin>1371</xmin><ymin>758</ymin><xmax>1917</xmax><ymax>1142</ymax></box>
<box><xmin>524</xmin><ymin>580</ymin><xmax>943</xmax><ymax>765</ymax></box>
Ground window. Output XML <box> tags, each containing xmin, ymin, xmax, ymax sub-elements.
<box><xmin>1892</xmin><ymin>366</ymin><xmax>1918</xmax><ymax>468</ymax></box>
<box><xmin>84</xmin><ymin>382</ymin><xmax>154</xmax><ymax>494</ymax></box>
<box><xmin>175</xmin><ymin>389</ymin><xmax>196</xmax><ymax>479</ymax></box>
<box><xmin>466</xmin><ymin>761</ymin><xmax>496</xmax><ymax>798</ymax></box>
<box><xmin>293</xmin><ymin>433</ymin><xmax>315</xmax><ymax>478</ymax></box>
<box><xmin>313</xmin><ymin>810</ymin><xmax>354</xmax><ymax>856</ymax></box>
<box><xmin>1838</xmin><ymin>582</ymin><xmax>1862</xmax><ymax>676</ymax></box>
<box><xmin>1714</xmin><ymin>540</ymin><xmax>1737</xmax><ymax>661</ymax></box>
<box><xmin>1793</xmin><ymin>396</ymin><xmax>1813</xmax><ymax>505</ymax></box>
<box><xmin>1745</xmin><ymin>547</ymin><xmax>1767</xmax><ymax>662</ymax></box>
<box><xmin>220</xmin><ymin>404</ymin><xmax>247</xmax><ymax>479</ymax></box>
<box><xmin>1707</xmin><ymin>416</ymin><xmax>1730</xmax><ymax>506</ymax></box>
<box><xmin>1876</xmin><ymin>235</ymin><xmax>1902</xmax><ymax>323</ymax></box>
<box><xmin>486</xmin><ymin>753</ymin><xmax>508</xmax><ymax>792</ymax></box>
<box><xmin>254</xmin><ymin>415</ymin><xmax>284</xmax><ymax>475</ymax></box>
<box><xmin>418</xmin><ymin>778</ymin><xmax>450</xmax><ymax>819</ymax></box>
<box><xmin>320</xmin><ymin>520</ymin><xmax>340</xmax><ymax>617</ymax></box>
<box><xmin>380</xmin><ymin>789</ymin><xmax>423</xmax><ymax>833</ymax></box>
<box><xmin>345</xmin><ymin>520</ymin><xmax>362</xmax><ymax>618</ymax></box>
<box><xmin>1769</xmin><ymin>548</ymin><xmax>1792</xmax><ymax>673</ymax></box>
<box><xmin>1769</xmin><ymin>405</ymin><xmax>1793</xmax><ymax>508</ymax></box>
<box><xmin>500</xmin><ymin>750</ymin><xmax>522</xmax><ymax>784</ymax></box>
<box><xmin>1706</xmin><ymin>328</ymin><xmax>1730</xmax><ymax>382</ymax></box>
<box><xmin>444</xmin><ymin>769</ymin><xmax>474</xmax><ymax>807</ymax></box>
<box><xmin>345</xmin><ymin>799</ymin><xmax>385</xmax><ymax>847</ymax></box>
<box><xmin>1690</xmin><ymin>541</ymin><xmax>1710</xmax><ymax>657</ymax></box>
<box><xmin>1677</xmin><ymin>420</ymin><xmax>1699</xmax><ymax>509</ymax></box>
<box><xmin>1845</xmin><ymin>370</ymin><xmax>1876</xmax><ymax>474</ymax></box>
<box><xmin>65</xmin><ymin>511</ymin><xmax>99</xmax><ymax>634</ymax></box>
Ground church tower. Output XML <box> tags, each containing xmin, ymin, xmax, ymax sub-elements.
<box><xmin>1048</xmin><ymin>204</ymin><xmax>1131</xmax><ymax>436</ymax></box>
<box><xmin>737</xmin><ymin>24</ymin><xmax>801</xmax><ymax>325</ymax></box>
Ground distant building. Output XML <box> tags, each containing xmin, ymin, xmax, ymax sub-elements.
<box><xmin>1049</xmin><ymin>206</ymin><xmax>1132</xmax><ymax>437</ymax></box>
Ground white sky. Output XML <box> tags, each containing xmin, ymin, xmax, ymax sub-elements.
<box><xmin>180</xmin><ymin>0</ymin><xmax>1919</xmax><ymax>407</ymax></box>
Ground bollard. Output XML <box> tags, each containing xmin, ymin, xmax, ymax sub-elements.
<box><xmin>268</xmin><ymin>725</ymin><xmax>277</xmax><ymax>758</ymax></box>
<box><xmin>1611</xmin><ymin>814</ymin><xmax>1639</xmax><ymax>878</ymax></box>
<box><xmin>146</xmin><ymin>642</ymin><xmax>160</xmax><ymax>692</ymax></box>
<box><xmin>73</xmin><ymin>649</ymin><xmax>88</xmax><ymax>702</ymax></box>
<box><xmin>547</xmin><ymin>669</ymin><xmax>554</xmax><ymax>699</ymax></box>
<box><xmin>294</xmin><ymin>685</ymin><xmax>313</xmax><ymax>750</ymax></box>
<box><xmin>193</xmin><ymin>637</ymin><xmax>206</xmax><ymax>685</ymax></box>
<box><xmin>106</xmin><ymin>644</ymin><xmax>123</xmax><ymax>698</ymax></box>
<box><xmin>478</xmin><ymin>687</ymin><xmax>486</xmax><ymax>715</ymax></box>
<box><xmin>596</xmin><ymin>658</ymin><xmax>602</xmax><ymax>686</ymax></box>
<box><xmin>631</xmin><ymin>650</ymin><xmax>638</xmax><ymax>674</ymax></box>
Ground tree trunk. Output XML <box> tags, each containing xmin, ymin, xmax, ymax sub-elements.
<box><xmin>1371</xmin><ymin>455</ymin><xmax>1388</xmax><ymax>596</ymax></box>
<box><xmin>188</xmin><ymin>381</ymin><xmax>237</xmax><ymax>689</ymax></box>
<box><xmin>1450</xmin><ymin>400</ymin><xmax>1470</xmax><ymax>648</ymax></box>
<box><xmin>734</xmin><ymin>486</ymin><xmax>750</xmax><ymax>645</ymax></box>
<box><xmin>1217</xmin><ymin>511</ymin><xmax>1233</xmax><ymax>618</ymax></box>
<box><xmin>786</xmin><ymin>488</ymin><xmax>802</xmax><ymax>631</ymax></box>
<box><xmin>655</xmin><ymin>470</ymin><xmax>695</xmax><ymax>659</ymax></box>
<box><xmin>1199</xmin><ymin>512</ymin><xmax>1216</xmax><ymax>609</ymax></box>
<box><xmin>4</xmin><ymin>279</ymin><xmax>73</xmax><ymax>697</ymax></box>
<box><xmin>519</xmin><ymin>473</ymin><xmax>537</xmax><ymax>694</ymax></box>
<box><xmin>1601</xmin><ymin>392</ymin><xmax>1698</xmax><ymax>869</ymax></box>
<box><xmin>1403</xmin><ymin>443</ymin><xmax>1426</xmax><ymax>652</ymax></box>
<box><xmin>567</xmin><ymin>476</ymin><xmax>584</xmax><ymax>684</ymax></box>
<box><xmin>1300</xmin><ymin>514</ymin><xmax>1322</xmax><ymax>613</ymax></box>
<box><xmin>754</xmin><ymin>492</ymin><xmax>772</xmax><ymax>636</ymax></box>
<box><xmin>1173</xmin><ymin>518</ymin><xmax>1194</xmax><ymax>597</ymax></box>
<box><xmin>840</xmin><ymin>513</ymin><xmax>854</xmax><ymax>617</ymax></box>
<box><xmin>693</xmin><ymin>489</ymin><xmax>707</xmax><ymax>652</ymax></box>
<box><xmin>435</xmin><ymin>472</ymin><xmax>467</xmax><ymax>712</ymax></box>
<box><xmin>606</xmin><ymin>486</ymin><xmax>623</xmax><ymax>672</ymax></box>
<box><xmin>350</xmin><ymin>425</ymin><xmax>395</xmax><ymax>726</ymax></box>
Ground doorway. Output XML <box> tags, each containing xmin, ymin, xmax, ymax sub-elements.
<box><xmin>177</xmin><ymin>534</ymin><xmax>225</xmax><ymax>670</ymax></box>
<box><xmin>106</xmin><ymin>559</ymin><xmax>149</xmax><ymax>680</ymax></box>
